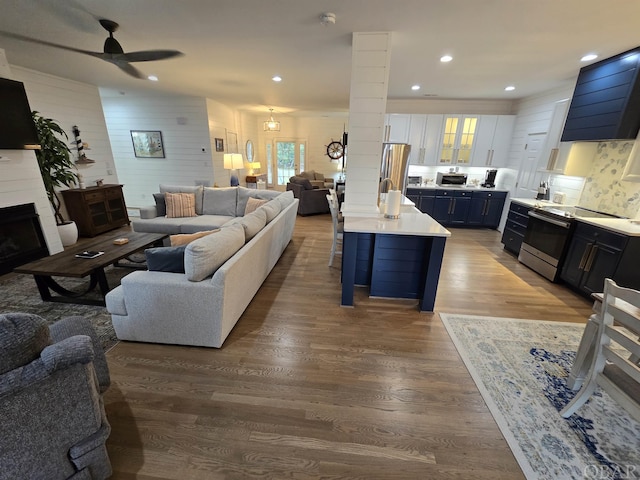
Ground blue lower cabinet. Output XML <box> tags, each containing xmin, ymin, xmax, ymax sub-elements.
<box><xmin>370</xmin><ymin>234</ymin><xmax>430</xmax><ymax>298</ymax></box>
<box><xmin>467</xmin><ymin>191</ymin><xmax>507</xmax><ymax>228</ymax></box>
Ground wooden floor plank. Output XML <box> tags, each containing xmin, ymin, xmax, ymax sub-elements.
<box><xmin>100</xmin><ymin>215</ymin><xmax>593</xmax><ymax>479</ymax></box>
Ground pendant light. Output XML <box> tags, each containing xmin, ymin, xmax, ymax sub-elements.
<box><xmin>263</xmin><ymin>108</ymin><xmax>280</xmax><ymax>132</ymax></box>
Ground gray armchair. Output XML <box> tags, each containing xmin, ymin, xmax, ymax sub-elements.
<box><xmin>0</xmin><ymin>313</ymin><xmax>112</xmax><ymax>479</ymax></box>
<box><xmin>286</xmin><ymin>176</ymin><xmax>331</xmax><ymax>215</ymax></box>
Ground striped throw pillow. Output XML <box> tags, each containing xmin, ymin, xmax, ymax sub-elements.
<box><xmin>165</xmin><ymin>192</ymin><xmax>197</xmax><ymax>218</ymax></box>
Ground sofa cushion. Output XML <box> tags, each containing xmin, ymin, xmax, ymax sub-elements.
<box><xmin>202</xmin><ymin>187</ymin><xmax>237</xmax><ymax>216</ymax></box>
<box><xmin>170</xmin><ymin>229</ymin><xmax>219</xmax><ymax>246</ymax></box>
<box><xmin>0</xmin><ymin>313</ymin><xmax>50</xmax><ymax>375</ymax></box>
<box><xmin>165</xmin><ymin>192</ymin><xmax>197</xmax><ymax>218</ymax></box>
<box><xmin>179</xmin><ymin>216</ymin><xmax>235</xmax><ymax>233</ymax></box>
<box><xmin>145</xmin><ymin>245</ymin><xmax>187</xmax><ymax>273</ymax></box>
<box><xmin>245</xmin><ymin>197</ymin><xmax>269</xmax><ymax>215</ymax></box>
<box><xmin>153</xmin><ymin>193</ymin><xmax>167</xmax><ymax>216</ymax></box>
<box><xmin>314</xmin><ymin>172</ymin><xmax>325</xmax><ymax>181</ymax></box>
<box><xmin>299</xmin><ymin>170</ymin><xmax>315</xmax><ymax>180</ymax></box>
<box><xmin>185</xmin><ymin>223</ymin><xmax>245</xmax><ymax>282</ymax></box>
<box><xmin>236</xmin><ymin>186</ymin><xmax>280</xmax><ymax>216</ymax></box>
<box><xmin>289</xmin><ymin>176</ymin><xmax>313</xmax><ymax>191</ymax></box>
<box><xmin>160</xmin><ymin>184</ymin><xmax>204</xmax><ymax>214</ymax></box>
<box><xmin>131</xmin><ymin>217</ymin><xmax>186</xmax><ymax>234</ymax></box>
<box><xmin>239</xmin><ymin>208</ymin><xmax>267</xmax><ymax>241</ymax></box>
<box><xmin>259</xmin><ymin>200</ymin><xmax>281</xmax><ymax>223</ymax></box>
<box><xmin>276</xmin><ymin>190</ymin><xmax>295</xmax><ymax>210</ymax></box>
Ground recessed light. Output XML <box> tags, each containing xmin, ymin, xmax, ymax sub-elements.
<box><xmin>505</xmin><ymin>85</ymin><xmax>515</xmax><ymax>91</ymax></box>
<box><xmin>440</xmin><ymin>55</ymin><xmax>453</xmax><ymax>63</ymax></box>
<box><xmin>147</xmin><ymin>75</ymin><xmax>158</xmax><ymax>82</ymax></box>
<box><xmin>411</xmin><ymin>85</ymin><xmax>421</xmax><ymax>91</ymax></box>
<box><xmin>581</xmin><ymin>53</ymin><xmax>598</xmax><ymax>62</ymax></box>
<box><xmin>272</xmin><ymin>75</ymin><xmax>282</xmax><ymax>82</ymax></box>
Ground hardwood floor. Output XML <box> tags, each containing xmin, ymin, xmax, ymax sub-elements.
<box><xmin>104</xmin><ymin>215</ymin><xmax>593</xmax><ymax>479</ymax></box>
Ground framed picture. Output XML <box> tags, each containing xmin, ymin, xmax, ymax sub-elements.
<box><xmin>131</xmin><ymin>130</ymin><xmax>165</xmax><ymax>158</ymax></box>
<box><xmin>215</xmin><ymin>138</ymin><xmax>224</xmax><ymax>152</ymax></box>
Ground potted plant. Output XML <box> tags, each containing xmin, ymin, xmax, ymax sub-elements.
<box><xmin>32</xmin><ymin>111</ymin><xmax>79</xmax><ymax>245</ymax></box>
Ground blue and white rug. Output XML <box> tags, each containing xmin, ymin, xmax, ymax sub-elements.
<box><xmin>440</xmin><ymin>313</ymin><xmax>640</xmax><ymax>480</ymax></box>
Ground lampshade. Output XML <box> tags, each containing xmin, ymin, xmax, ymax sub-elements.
<box><xmin>249</xmin><ymin>162</ymin><xmax>261</xmax><ymax>169</ymax></box>
<box><xmin>263</xmin><ymin>108</ymin><xmax>281</xmax><ymax>132</ymax></box>
<box><xmin>223</xmin><ymin>153</ymin><xmax>244</xmax><ymax>170</ymax></box>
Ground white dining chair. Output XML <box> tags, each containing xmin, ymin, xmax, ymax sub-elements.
<box><xmin>561</xmin><ymin>279</ymin><xmax>640</xmax><ymax>421</ymax></box>
<box><xmin>326</xmin><ymin>194</ymin><xmax>343</xmax><ymax>267</ymax></box>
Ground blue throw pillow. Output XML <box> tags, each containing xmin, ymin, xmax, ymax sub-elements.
<box><xmin>153</xmin><ymin>193</ymin><xmax>167</xmax><ymax>216</ymax></box>
<box><xmin>145</xmin><ymin>245</ymin><xmax>186</xmax><ymax>273</ymax></box>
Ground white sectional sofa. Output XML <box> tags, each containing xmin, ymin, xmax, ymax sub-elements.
<box><xmin>105</xmin><ymin>186</ymin><xmax>298</xmax><ymax>348</ymax></box>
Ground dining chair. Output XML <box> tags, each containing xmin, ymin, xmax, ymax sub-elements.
<box><xmin>560</xmin><ymin>279</ymin><xmax>640</xmax><ymax>421</ymax></box>
<box><xmin>326</xmin><ymin>194</ymin><xmax>343</xmax><ymax>267</ymax></box>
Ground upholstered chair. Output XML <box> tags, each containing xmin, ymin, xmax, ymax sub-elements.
<box><xmin>299</xmin><ymin>170</ymin><xmax>335</xmax><ymax>189</ymax></box>
<box><xmin>286</xmin><ymin>176</ymin><xmax>331</xmax><ymax>215</ymax></box>
<box><xmin>0</xmin><ymin>313</ymin><xmax>112</xmax><ymax>479</ymax></box>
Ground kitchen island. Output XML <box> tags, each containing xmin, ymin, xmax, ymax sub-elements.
<box><xmin>340</xmin><ymin>209</ymin><xmax>451</xmax><ymax>311</ymax></box>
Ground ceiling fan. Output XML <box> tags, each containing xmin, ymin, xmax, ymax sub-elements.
<box><xmin>0</xmin><ymin>19</ymin><xmax>183</xmax><ymax>79</ymax></box>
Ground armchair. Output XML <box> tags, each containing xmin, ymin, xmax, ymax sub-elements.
<box><xmin>0</xmin><ymin>313</ymin><xmax>112</xmax><ymax>479</ymax></box>
<box><xmin>286</xmin><ymin>176</ymin><xmax>331</xmax><ymax>215</ymax></box>
<box><xmin>299</xmin><ymin>170</ymin><xmax>335</xmax><ymax>189</ymax></box>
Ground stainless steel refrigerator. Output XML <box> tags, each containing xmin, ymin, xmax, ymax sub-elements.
<box><xmin>380</xmin><ymin>143</ymin><xmax>411</xmax><ymax>194</ymax></box>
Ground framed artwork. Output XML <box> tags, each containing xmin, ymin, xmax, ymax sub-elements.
<box><xmin>131</xmin><ymin>130</ymin><xmax>165</xmax><ymax>158</ymax></box>
<box><xmin>215</xmin><ymin>138</ymin><xmax>224</xmax><ymax>152</ymax></box>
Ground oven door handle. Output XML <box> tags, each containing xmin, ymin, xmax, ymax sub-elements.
<box><xmin>528</xmin><ymin>210</ymin><xmax>572</xmax><ymax>229</ymax></box>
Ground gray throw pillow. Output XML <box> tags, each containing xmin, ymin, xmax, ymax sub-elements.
<box><xmin>145</xmin><ymin>245</ymin><xmax>187</xmax><ymax>273</ymax></box>
<box><xmin>153</xmin><ymin>193</ymin><xmax>167</xmax><ymax>216</ymax></box>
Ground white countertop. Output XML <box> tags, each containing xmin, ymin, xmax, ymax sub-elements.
<box><xmin>510</xmin><ymin>198</ymin><xmax>640</xmax><ymax>236</ymax></box>
<box><xmin>344</xmin><ymin>212</ymin><xmax>451</xmax><ymax>237</ymax></box>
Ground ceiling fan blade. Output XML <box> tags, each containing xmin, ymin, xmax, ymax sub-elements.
<box><xmin>122</xmin><ymin>50</ymin><xmax>184</xmax><ymax>63</ymax></box>
<box><xmin>0</xmin><ymin>30</ymin><xmax>102</xmax><ymax>58</ymax></box>
<box><xmin>114</xmin><ymin>62</ymin><xmax>146</xmax><ymax>79</ymax></box>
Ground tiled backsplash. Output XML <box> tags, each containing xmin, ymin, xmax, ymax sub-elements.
<box><xmin>579</xmin><ymin>141</ymin><xmax>640</xmax><ymax>218</ymax></box>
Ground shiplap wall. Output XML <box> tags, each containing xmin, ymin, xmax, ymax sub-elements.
<box><xmin>1</xmin><ymin>65</ymin><xmax>118</xmax><ymax>254</ymax></box>
<box><xmin>102</xmin><ymin>92</ymin><xmax>213</xmax><ymax>208</ymax></box>
<box><xmin>345</xmin><ymin>32</ymin><xmax>393</xmax><ymax>209</ymax></box>
<box><xmin>255</xmin><ymin>114</ymin><xmax>348</xmax><ymax>186</ymax></box>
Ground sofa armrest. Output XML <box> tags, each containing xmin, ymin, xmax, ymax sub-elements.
<box><xmin>139</xmin><ymin>206</ymin><xmax>159</xmax><ymax>219</ymax></box>
<box><xmin>309</xmin><ymin>180</ymin><xmax>324</xmax><ymax>189</ymax></box>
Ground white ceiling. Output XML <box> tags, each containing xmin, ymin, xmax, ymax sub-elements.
<box><xmin>1</xmin><ymin>0</ymin><xmax>640</xmax><ymax>116</ymax></box>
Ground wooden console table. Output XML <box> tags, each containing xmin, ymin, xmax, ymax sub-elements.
<box><xmin>62</xmin><ymin>184</ymin><xmax>130</xmax><ymax>237</ymax></box>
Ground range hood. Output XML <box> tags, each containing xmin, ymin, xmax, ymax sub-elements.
<box><xmin>561</xmin><ymin>46</ymin><xmax>640</xmax><ymax>142</ymax></box>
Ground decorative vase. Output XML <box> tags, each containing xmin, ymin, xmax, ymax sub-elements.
<box><xmin>57</xmin><ymin>221</ymin><xmax>78</xmax><ymax>246</ymax></box>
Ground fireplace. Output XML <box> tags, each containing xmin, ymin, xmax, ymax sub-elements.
<box><xmin>0</xmin><ymin>203</ymin><xmax>49</xmax><ymax>275</ymax></box>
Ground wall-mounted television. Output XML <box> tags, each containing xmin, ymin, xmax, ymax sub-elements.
<box><xmin>0</xmin><ymin>77</ymin><xmax>40</xmax><ymax>150</ymax></box>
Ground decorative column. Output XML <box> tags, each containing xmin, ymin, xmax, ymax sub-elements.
<box><xmin>344</xmin><ymin>32</ymin><xmax>392</xmax><ymax>211</ymax></box>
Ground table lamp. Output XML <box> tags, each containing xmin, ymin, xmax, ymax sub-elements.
<box><xmin>224</xmin><ymin>153</ymin><xmax>244</xmax><ymax>186</ymax></box>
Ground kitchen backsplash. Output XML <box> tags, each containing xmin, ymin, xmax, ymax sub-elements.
<box><xmin>579</xmin><ymin>141</ymin><xmax>640</xmax><ymax>218</ymax></box>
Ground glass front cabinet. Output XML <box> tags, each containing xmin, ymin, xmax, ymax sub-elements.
<box><xmin>438</xmin><ymin>116</ymin><xmax>478</xmax><ymax>165</ymax></box>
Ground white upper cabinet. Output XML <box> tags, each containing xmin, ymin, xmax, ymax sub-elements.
<box><xmin>383</xmin><ymin>114</ymin><xmax>411</xmax><ymax>143</ymax></box>
<box><xmin>471</xmin><ymin>115</ymin><xmax>516</xmax><ymax>167</ymax></box>
<box><xmin>407</xmin><ymin>114</ymin><xmax>444</xmax><ymax>165</ymax></box>
<box><xmin>437</xmin><ymin>116</ymin><xmax>479</xmax><ymax>165</ymax></box>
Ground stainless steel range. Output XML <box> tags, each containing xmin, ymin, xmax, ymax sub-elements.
<box><xmin>518</xmin><ymin>205</ymin><xmax>622</xmax><ymax>282</ymax></box>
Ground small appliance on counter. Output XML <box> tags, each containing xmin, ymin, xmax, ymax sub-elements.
<box><xmin>436</xmin><ymin>172</ymin><xmax>467</xmax><ymax>186</ymax></box>
<box><xmin>481</xmin><ymin>169</ymin><xmax>497</xmax><ymax>188</ymax></box>
<box><xmin>407</xmin><ymin>176</ymin><xmax>422</xmax><ymax>186</ymax></box>
<box><xmin>536</xmin><ymin>181</ymin><xmax>550</xmax><ymax>200</ymax></box>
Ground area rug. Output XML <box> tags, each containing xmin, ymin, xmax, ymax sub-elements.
<box><xmin>0</xmin><ymin>266</ymin><xmax>132</xmax><ymax>351</ymax></box>
<box><xmin>440</xmin><ymin>313</ymin><xmax>640</xmax><ymax>480</ymax></box>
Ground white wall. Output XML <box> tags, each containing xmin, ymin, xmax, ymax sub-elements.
<box><xmin>102</xmin><ymin>91</ymin><xmax>213</xmax><ymax>208</ymax></box>
<box><xmin>1</xmin><ymin>65</ymin><xmax>118</xmax><ymax>253</ymax></box>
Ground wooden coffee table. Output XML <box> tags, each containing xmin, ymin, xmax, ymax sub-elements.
<box><xmin>14</xmin><ymin>232</ymin><xmax>167</xmax><ymax>306</ymax></box>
